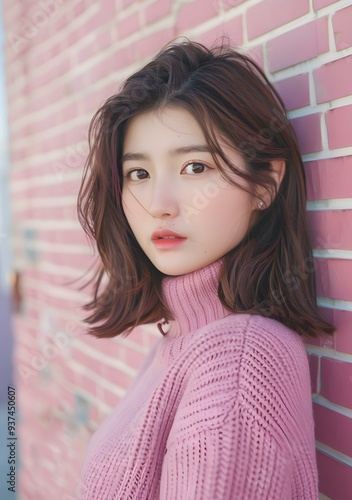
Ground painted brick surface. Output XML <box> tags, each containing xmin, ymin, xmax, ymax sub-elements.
<box><xmin>307</xmin><ymin>210</ymin><xmax>352</xmax><ymax>250</ymax></box>
<box><xmin>290</xmin><ymin>113</ymin><xmax>322</xmax><ymax>155</ymax></box>
<box><xmin>314</xmin><ymin>55</ymin><xmax>352</xmax><ymax>104</ymax></box>
<box><xmin>273</xmin><ymin>73</ymin><xmax>310</xmax><ymax>111</ymax></box>
<box><xmin>315</xmin><ymin>258</ymin><xmax>352</xmax><ymax>301</ymax></box>
<box><xmin>320</xmin><ymin>358</ymin><xmax>352</xmax><ymax>409</ymax></box>
<box><xmin>2</xmin><ymin>0</ymin><xmax>352</xmax><ymax>499</ymax></box>
<box><xmin>326</xmin><ymin>104</ymin><xmax>352</xmax><ymax>149</ymax></box>
<box><xmin>317</xmin><ymin>452</ymin><xmax>352</xmax><ymax>500</ymax></box>
<box><xmin>267</xmin><ymin>18</ymin><xmax>329</xmax><ymax>72</ymax></box>
<box><xmin>308</xmin><ymin>354</ymin><xmax>319</xmax><ymax>394</ymax></box>
<box><xmin>247</xmin><ymin>0</ymin><xmax>309</xmax><ymax>39</ymax></box>
<box><xmin>305</xmin><ymin>156</ymin><xmax>352</xmax><ymax>200</ymax></box>
<box><xmin>333</xmin><ymin>4</ymin><xmax>352</xmax><ymax>51</ymax></box>
<box><xmin>332</xmin><ymin>310</ymin><xmax>352</xmax><ymax>355</ymax></box>
<box><xmin>313</xmin><ymin>0</ymin><xmax>339</xmax><ymax>9</ymax></box>
<box><xmin>314</xmin><ymin>403</ymin><xmax>352</xmax><ymax>457</ymax></box>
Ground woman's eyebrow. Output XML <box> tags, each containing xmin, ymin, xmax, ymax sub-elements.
<box><xmin>121</xmin><ymin>144</ymin><xmax>210</xmax><ymax>163</ymax></box>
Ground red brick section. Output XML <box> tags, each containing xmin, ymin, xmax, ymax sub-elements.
<box><xmin>317</xmin><ymin>452</ymin><xmax>352</xmax><ymax>500</ymax></box>
<box><xmin>247</xmin><ymin>0</ymin><xmax>309</xmax><ymax>40</ymax></box>
<box><xmin>145</xmin><ymin>0</ymin><xmax>173</xmax><ymax>25</ymax></box>
<box><xmin>267</xmin><ymin>17</ymin><xmax>329</xmax><ymax>72</ymax></box>
<box><xmin>307</xmin><ymin>210</ymin><xmax>352</xmax><ymax>251</ymax></box>
<box><xmin>332</xmin><ymin>4</ymin><xmax>352</xmax><ymax>51</ymax></box>
<box><xmin>315</xmin><ymin>259</ymin><xmax>352</xmax><ymax>302</ymax></box>
<box><xmin>311</xmin><ymin>308</ymin><xmax>352</xmax><ymax>356</ymax></box>
<box><xmin>333</xmin><ymin>310</ymin><xmax>352</xmax><ymax>356</ymax></box>
<box><xmin>313</xmin><ymin>0</ymin><xmax>339</xmax><ymax>9</ymax></box>
<box><xmin>2</xmin><ymin>1</ymin><xmax>352</xmax><ymax>499</ymax></box>
<box><xmin>308</xmin><ymin>354</ymin><xmax>319</xmax><ymax>394</ymax></box>
<box><xmin>313</xmin><ymin>403</ymin><xmax>352</xmax><ymax>457</ymax></box>
<box><xmin>314</xmin><ymin>55</ymin><xmax>352</xmax><ymax>103</ymax></box>
<box><xmin>305</xmin><ymin>156</ymin><xmax>352</xmax><ymax>200</ymax></box>
<box><xmin>223</xmin><ymin>0</ymin><xmax>247</xmax><ymax>10</ymax></box>
<box><xmin>116</xmin><ymin>11</ymin><xmax>140</xmax><ymax>40</ymax></box>
<box><xmin>326</xmin><ymin>104</ymin><xmax>352</xmax><ymax>149</ymax></box>
<box><xmin>320</xmin><ymin>358</ymin><xmax>352</xmax><ymax>410</ymax></box>
<box><xmin>195</xmin><ymin>16</ymin><xmax>243</xmax><ymax>47</ymax></box>
<box><xmin>273</xmin><ymin>73</ymin><xmax>310</xmax><ymax>110</ymax></box>
<box><xmin>290</xmin><ymin>113</ymin><xmax>322</xmax><ymax>155</ymax></box>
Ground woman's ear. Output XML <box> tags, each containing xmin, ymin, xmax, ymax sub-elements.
<box><xmin>255</xmin><ymin>160</ymin><xmax>286</xmax><ymax>210</ymax></box>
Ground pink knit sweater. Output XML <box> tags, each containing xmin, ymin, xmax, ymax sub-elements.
<box><xmin>78</xmin><ymin>259</ymin><xmax>318</xmax><ymax>499</ymax></box>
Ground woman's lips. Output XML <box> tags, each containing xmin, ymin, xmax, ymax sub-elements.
<box><xmin>151</xmin><ymin>229</ymin><xmax>187</xmax><ymax>249</ymax></box>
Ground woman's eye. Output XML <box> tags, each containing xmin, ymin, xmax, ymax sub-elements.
<box><xmin>125</xmin><ymin>169</ymin><xmax>149</xmax><ymax>181</ymax></box>
<box><xmin>182</xmin><ymin>162</ymin><xmax>209</xmax><ymax>174</ymax></box>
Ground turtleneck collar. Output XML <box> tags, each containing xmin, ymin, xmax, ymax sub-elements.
<box><xmin>158</xmin><ymin>258</ymin><xmax>230</xmax><ymax>338</ymax></box>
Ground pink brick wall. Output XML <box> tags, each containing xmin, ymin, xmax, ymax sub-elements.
<box><xmin>2</xmin><ymin>0</ymin><xmax>351</xmax><ymax>498</ymax></box>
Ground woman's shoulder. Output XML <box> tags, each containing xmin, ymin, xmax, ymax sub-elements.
<box><xmin>166</xmin><ymin>313</ymin><xmax>313</xmax><ymax>442</ymax></box>
<box><xmin>182</xmin><ymin>313</ymin><xmax>311</xmax><ymax>402</ymax></box>
<box><xmin>189</xmin><ymin>312</ymin><xmax>307</xmax><ymax>363</ymax></box>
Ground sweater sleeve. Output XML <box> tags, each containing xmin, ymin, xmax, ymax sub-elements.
<box><xmin>159</xmin><ymin>315</ymin><xmax>318</xmax><ymax>500</ymax></box>
<box><xmin>159</xmin><ymin>408</ymin><xmax>295</xmax><ymax>499</ymax></box>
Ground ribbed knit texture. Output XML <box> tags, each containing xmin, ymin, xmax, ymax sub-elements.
<box><xmin>78</xmin><ymin>258</ymin><xmax>318</xmax><ymax>499</ymax></box>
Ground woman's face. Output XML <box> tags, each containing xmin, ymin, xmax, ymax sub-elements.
<box><xmin>121</xmin><ymin>106</ymin><xmax>257</xmax><ymax>276</ymax></box>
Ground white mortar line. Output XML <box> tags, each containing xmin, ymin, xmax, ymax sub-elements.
<box><xmin>312</xmin><ymin>395</ymin><xmax>352</xmax><ymax>418</ymax></box>
<box><xmin>315</xmin><ymin>441</ymin><xmax>352</xmax><ymax>466</ymax></box>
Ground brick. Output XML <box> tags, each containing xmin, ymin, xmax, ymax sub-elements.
<box><xmin>304</xmin><ymin>334</ymin><xmax>334</xmax><ymax>350</ymax></box>
<box><xmin>305</xmin><ymin>156</ymin><xmax>352</xmax><ymax>200</ymax></box>
<box><xmin>313</xmin><ymin>0</ymin><xmax>339</xmax><ymax>9</ymax></box>
<box><xmin>76</xmin><ymin>38</ymin><xmax>97</xmax><ymax>64</ymax></box>
<box><xmin>308</xmin><ymin>354</ymin><xmax>319</xmax><ymax>394</ymax></box>
<box><xmin>307</xmin><ymin>210</ymin><xmax>352</xmax><ymax>251</ymax></box>
<box><xmin>274</xmin><ymin>74</ymin><xmax>310</xmax><ymax>111</ymax></box>
<box><xmin>333</xmin><ymin>4</ymin><xmax>352</xmax><ymax>51</ymax></box>
<box><xmin>247</xmin><ymin>45</ymin><xmax>263</xmax><ymax>68</ymax></box>
<box><xmin>117</xmin><ymin>11</ymin><xmax>140</xmax><ymax>40</ymax></box>
<box><xmin>5</xmin><ymin>0</ymin><xmax>352</xmax><ymax>497</ymax></box>
<box><xmin>326</xmin><ymin>104</ymin><xmax>352</xmax><ymax>149</ymax></box>
<box><xmin>317</xmin><ymin>451</ymin><xmax>352</xmax><ymax>500</ymax></box>
<box><xmin>267</xmin><ymin>18</ymin><xmax>329</xmax><ymax>72</ymax></box>
<box><xmin>320</xmin><ymin>358</ymin><xmax>352</xmax><ymax>409</ymax></box>
<box><xmin>145</xmin><ymin>0</ymin><xmax>173</xmax><ymax>25</ymax></box>
<box><xmin>176</xmin><ymin>0</ymin><xmax>219</xmax><ymax>33</ymax></box>
<box><xmin>87</xmin><ymin>50</ymin><xmax>131</xmax><ymax>83</ymax></box>
<box><xmin>76</xmin><ymin>2</ymin><xmax>116</xmax><ymax>36</ymax></box>
<box><xmin>314</xmin><ymin>56</ymin><xmax>352</xmax><ymax>104</ymax></box>
<box><xmin>330</xmin><ymin>309</ymin><xmax>352</xmax><ymax>355</ymax></box>
<box><xmin>247</xmin><ymin>0</ymin><xmax>309</xmax><ymax>40</ymax></box>
<box><xmin>315</xmin><ymin>258</ymin><xmax>352</xmax><ymax>302</ymax></box>
<box><xmin>223</xmin><ymin>0</ymin><xmax>246</xmax><ymax>10</ymax></box>
<box><xmin>133</xmin><ymin>28</ymin><xmax>175</xmax><ymax>61</ymax></box>
<box><xmin>72</xmin><ymin>350</ymin><xmax>133</xmax><ymax>390</ymax></box>
<box><xmin>39</xmin><ymin>250</ymin><xmax>96</xmax><ymax>270</ymax></box>
<box><xmin>290</xmin><ymin>113</ymin><xmax>322</xmax><ymax>155</ymax></box>
<box><xmin>313</xmin><ymin>403</ymin><xmax>352</xmax><ymax>456</ymax></box>
<box><xmin>196</xmin><ymin>16</ymin><xmax>243</xmax><ymax>47</ymax></box>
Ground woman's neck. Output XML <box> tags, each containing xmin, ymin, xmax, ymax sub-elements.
<box><xmin>159</xmin><ymin>258</ymin><xmax>230</xmax><ymax>337</ymax></box>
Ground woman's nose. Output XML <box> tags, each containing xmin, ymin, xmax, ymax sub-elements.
<box><xmin>146</xmin><ymin>181</ymin><xmax>180</xmax><ymax>219</ymax></box>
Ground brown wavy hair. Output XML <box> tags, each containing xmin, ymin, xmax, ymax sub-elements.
<box><xmin>77</xmin><ymin>39</ymin><xmax>335</xmax><ymax>339</ymax></box>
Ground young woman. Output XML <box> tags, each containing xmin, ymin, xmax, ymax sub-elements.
<box><xmin>77</xmin><ymin>40</ymin><xmax>334</xmax><ymax>499</ymax></box>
